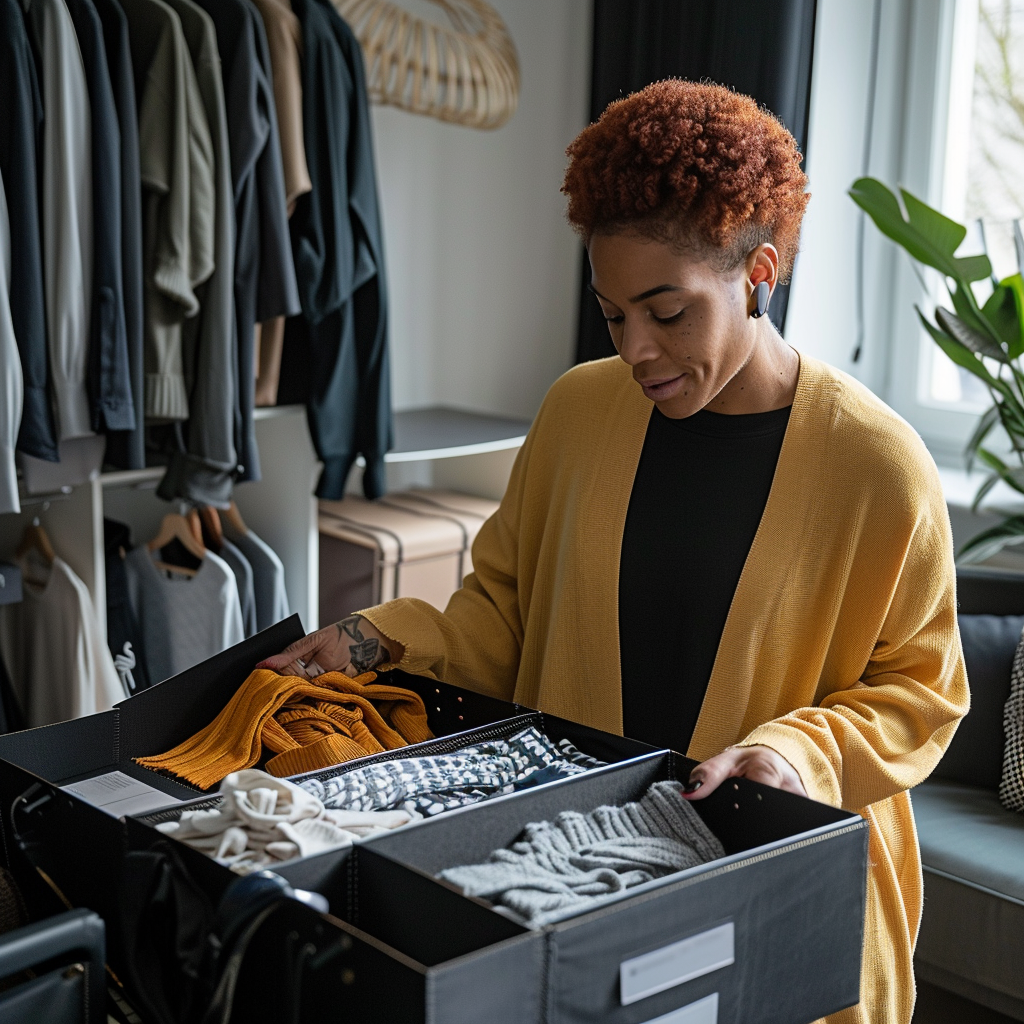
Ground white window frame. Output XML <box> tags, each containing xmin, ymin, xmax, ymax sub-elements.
<box><xmin>880</xmin><ymin>0</ymin><xmax>994</xmax><ymax>466</ymax></box>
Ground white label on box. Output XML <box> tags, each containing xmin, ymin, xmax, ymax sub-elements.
<box><xmin>620</xmin><ymin>922</ymin><xmax>734</xmax><ymax>1006</ymax></box>
<box><xmin>61</xmin><ymin>770</ymin><xmax>182</xmax><ymax>818</ymax></box>
<box><xmin>639</xmin><ymin>992</ymin><xmax>719</xmax><ymax>1024</ymax></box>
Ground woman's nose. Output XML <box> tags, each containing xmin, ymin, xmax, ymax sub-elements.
<box><xmin>616</xmin><ymin>317</ymin><xmax>661</xmax><ymax>366</ymax></box>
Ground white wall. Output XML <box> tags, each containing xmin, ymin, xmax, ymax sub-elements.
<box><xmin>371</xmin><ymin>0</ymin><xmax>592</xmax><ymax>421</ymax></box>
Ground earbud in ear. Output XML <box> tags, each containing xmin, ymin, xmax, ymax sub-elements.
<box><xmin>750</xmin><ymin>280</ymin><xmax>771</xmax><ymax>319</ymax></box>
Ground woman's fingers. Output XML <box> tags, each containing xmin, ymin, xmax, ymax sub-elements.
<box><xmin>256</xmin><ymin>634</ymin><xmax>318</xmax><ymax>674</ymax></box>
<box><xmin>682</xmin><ymin>745</ymin><xmax>806</xmax><ymax>800</ymax></box>
<box><xmin>256</xmin><ymin>632</ymin><xmax>343</xmax><ymax>678</ymax></box>
<box><xmin>682</xmin><ymin>747</ymin><xmax>742</xmax><ymax>799</ymax></box>
<box><xmin>255</xmin><ymin>626</ymin><xmax>360</xmax><ymax>678</ymax></box>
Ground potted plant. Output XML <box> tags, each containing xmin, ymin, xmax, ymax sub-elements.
<box><xmin>850</xmin><ymin>176</ymin><xmax>1024</xmax><ymax>562</ymax></box>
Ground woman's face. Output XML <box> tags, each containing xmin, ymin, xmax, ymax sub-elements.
<box><xmin>588</xmin><ymin>232</ymin><xmax>771</xmax><ymax>419</ymax></box>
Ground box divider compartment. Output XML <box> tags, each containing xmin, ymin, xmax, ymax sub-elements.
<box><xmin>352</xmin><ymin>753</ymin><xmax>868</xmax><ymax>1024</ymax></box>
<box><xmin>126</xmin><ymin>808</ymin><xmax>543</xmax><ymax>1024</ymax></box>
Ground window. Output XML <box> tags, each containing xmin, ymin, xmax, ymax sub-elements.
<box><xmin>920</xmin><ymin>0</ymin><xmax>1024</xmax><ymax>416</ymax></box>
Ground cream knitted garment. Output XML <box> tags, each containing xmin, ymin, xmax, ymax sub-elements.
<box><xmin>157</xmin><ymin>769</ymin><xmax>418</xmax><ymax>874</ymax></box>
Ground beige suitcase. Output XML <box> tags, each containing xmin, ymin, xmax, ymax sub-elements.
<box><xmin>378</xmin><ymin>488</ymin><xmax>499</xmax><ymax>578</ymax></box>
<box><xmin>318</xmin><ymin>490</ymin><xmax>499</xmax><ymax>625</ymax></box>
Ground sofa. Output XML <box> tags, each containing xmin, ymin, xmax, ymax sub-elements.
<box><xmin>912</xmin><ymin>567</ymin><xmax>1024</xmax><ymax>1019</ymax></box>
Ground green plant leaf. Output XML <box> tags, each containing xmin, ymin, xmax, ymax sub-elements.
<box><xmin>970</xmin><ymin>471</ymin><xmax>1000</xmax><ymax>513</ymax></box>
<box><xmin>849</xmin><ymin>179</ymin><xmax>960</xmax><ymax>277</ymax></box>
<box><xmin>955</xmin><ymin>253</ymin><xmax>995</xmax><ymax>282</ymax></box>
<box><xmin>981</xmin><ymin>279</ymin><xmax>1021</xmax><ymax>353</ymax></box>
<box><xmin>900</xmin><ymin>188</ymin><xmax>967</xmax><ymax>258</ymax></box>
<box><xmin>994</xmin><ymin>274</ymin><xmax>1024</xmax><ymax>358</ymax></box>
<box><xmin>950</xmin><ymin>280</ymin><xmax>1002</xmax><ymax>344</ymax></box>
<box><xmin>996</xmin><ymin>389</ymin><xmax>1024</xmax><ymax>440</ymax></box>
<box><xmin>957</xmin><ymin>514</ymin><xmax>1024</xmax><ymax>564</ymax></box>
<box><xmin>935</xmin><ymin>307</ymin><xmax>1008</xmax><ymax>361</ymax></box>
<box><xmin>916</xmin><ymin>308</ymin><xmax>998</xmax><ymax>387</ymax></box>
<box><xmin>965</xmin><ymin>404</ymin><xmax>1000</xmax><ymax>468</ymax></box>
<box><xmin>975</xmin><ymin>446</ymin><xmax>1024</xmax><ymax>494</ymax></box>
<box><xmin>1006</xmin><ymin>275</ymin><xmax>1024</xmax><ymax>359</ymax></box>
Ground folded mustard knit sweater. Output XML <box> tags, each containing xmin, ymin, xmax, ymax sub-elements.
<box><xmin>135</xmin><ymin>670</ymin><xmax>433</xmax><ymax>788</ymax></box>
<box><xmin>362</xmin><ymin>354</ymin><xmax>969</xmax><ymax>1024</ymax></box>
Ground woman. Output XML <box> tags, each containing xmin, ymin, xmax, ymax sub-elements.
<box><xmin>260</xmin><ymin>81</ymin><xmax>968</xmax><ymax>1023</ymax></box>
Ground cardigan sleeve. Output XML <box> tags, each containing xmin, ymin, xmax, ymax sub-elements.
<box><xmin>358</xmin><ymin>426</ymin><xmax>534</xmax><ymax>704</ymax></box>
<box><xmin>735</xmin><ymin>473</ymin><xmax>970</xmax><ymax>812</ymax></box>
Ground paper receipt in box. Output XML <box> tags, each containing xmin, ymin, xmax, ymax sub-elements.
<box><xmin>61</xmin><ymin>770</ymin><xmax>183</xmax><ymax>818</ymax></box>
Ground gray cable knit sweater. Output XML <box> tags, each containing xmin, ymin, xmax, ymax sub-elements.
<box><xmin>438</xmin><ymin>780</ymin><xmax>725</xmax><ymax>926</ymax></box>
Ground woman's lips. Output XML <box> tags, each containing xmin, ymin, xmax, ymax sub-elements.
<box><xmin>639</xmin><ymin>374</ymin><xmax>687</xmax><ymax>401</ymax></box>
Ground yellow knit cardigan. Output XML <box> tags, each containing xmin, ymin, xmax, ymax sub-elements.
<box><xmin>364</xmin><ymin>353</ymin><xmax>969</xmax><ymax>1024</ymax></box>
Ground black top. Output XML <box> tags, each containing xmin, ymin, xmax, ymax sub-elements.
<box><xmin>94</xmin><ymin>0</ymin><xmax>147</xmax><ymax>469</ymax></box>
<box><xmin>619</xmin><ymin>404</ymin><xmax>791</xmax><ymax>753</ymax></box>
<box><xmin>64</xmin><ymin>0</ymin><xmax>136</xmax><ymax>436</ymax></box>
<box><xmin>0</xmin><ymin>0</ymin><xmax>58</xmax><ymax>462</ymax></box>
<box><xmin>278</xmin><ymin>0</ymin><xmax>392</xmax><ymax>498</ymax></box>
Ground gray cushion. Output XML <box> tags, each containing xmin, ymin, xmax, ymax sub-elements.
<box><xmin>912</xmin><ymin>778</ymin><xmax>1024</xmax><ymax>901</ymax></box>
<box><xmin>913</xmin><ymin>778</ymin><xmax>1024</xmax><ymax>1008</ymax></box>
<box><xmin>935</xmin><ymin>615</ymin><xmax>1023</xmax><ymax>789</ymax></box>
<box><xmin>916</xmin><ymin>873</ymin><xmax>1024</xmax><ymax>1011</ymax></box>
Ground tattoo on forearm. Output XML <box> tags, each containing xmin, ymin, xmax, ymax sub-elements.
<box><xmin>337</xmin><ymin>615</ymin><xmax>390</xmax><ymax>671</ymax></box>
<box><xmin>338</xmin><ymin>615</ymin><xmax>364</xmax><ymax>642</ymax></box>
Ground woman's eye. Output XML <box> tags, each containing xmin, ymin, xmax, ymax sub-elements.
<box><xmin>653</xmin><ymin>310</ymin><xmax>685</xmax><ymax>325</ymax></box>
<box><xmin>604</xmin><ymin>314</ymin><xmax>625</xmax><ymax>324</ymax></box>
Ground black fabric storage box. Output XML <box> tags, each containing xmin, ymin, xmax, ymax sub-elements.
<box><xmin>0</xmin><ymin>625</ymin><xmax>870</xmax><ymax>1024</ymax></box>
<box><xmin>122</xmin><ymin>708</ymin><xmax>660</xmax><ymax>1024</ymax></box>
<box><xmin>0</xmin><ymin>622</ymin><xmax>658</xmax><ymax>1022</ymax></box>
<box><xmin>336</xmin><ymin>751</ymin><xmax>868</xmax><ymax>1024</ymax></box>
<box><xmin>127</xmin><ymin>749</ymin><xmax>867</xmax><ymax>1024</ymax></box>
<box><xmin>0</xmin><ymin>618</ymin><xmax>527</xmax><ymax>1006</ymax></box>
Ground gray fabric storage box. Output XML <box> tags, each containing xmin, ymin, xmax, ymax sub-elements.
<box><xmin>0</xmin><ymin>620</ymin><xmax>660</xmax><ymax>1024</ymax></box>
<box><xmin>0</xmin><ymin>622</ymin><xmax>869</xmax><ymax>1024</ymax></box>
<box><xmin>289</xmin><ymin>751</ymin><xmax>868</xmax><ymax>1024</ymax></box>
<box><xmin>120</xmin><ymin>710</ymin><xmax>660</xmax><ymax>1024</ymax></box>
<box><xmin>123</xmin><ymin>813</ymin><xmax>547</xmax><ymax>1024</ymax></box>
<box><xmin>0</xmin><ymin>619</ymin><xmax>535</xmax><ymax>1017</ymax></box>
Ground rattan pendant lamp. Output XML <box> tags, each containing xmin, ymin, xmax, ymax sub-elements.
<box><xmin>332</xmin><ymin>0</ymin><xmax>520</xmax><ymax>129</ymax></box>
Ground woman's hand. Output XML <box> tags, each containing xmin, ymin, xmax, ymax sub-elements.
<box><xmin>256</xmin><ymin>615</ymin><xmax>394</xmax><ymax>679</ymax></box>
<box><xmin>682</xmin><ymin>745</ymin><xmax>806</xmax><ymax>800</ymax></box>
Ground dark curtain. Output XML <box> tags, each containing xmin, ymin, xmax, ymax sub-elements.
<box><xmin>575</xmin><ymin>0</ymin><xmax>817</xmax><ymax>363</ymax></box>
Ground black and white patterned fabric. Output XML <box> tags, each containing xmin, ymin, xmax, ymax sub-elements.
<box><xmin>1001</xmin><ymin>628</ymin><xmax>1024</xmax><ymax>813</ymax></box>
<box><xmin>557</xmin><ymin>738</ymin><xmax>608</xmax><ymax>769</ymax></box>
<box><xmin>299</xmin><ymin>726</ymin><xmax>606</xmax><ymax>818</ymax></box>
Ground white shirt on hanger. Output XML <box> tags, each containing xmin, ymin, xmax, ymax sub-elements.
<box><xmin>0</xmin><ymin>169</ymin><xmax>23</xmax><ymax>515</ymax></box>
<box><xmin>0</xmin><ymin>552</ymin><xmax>125</xmax><ymax>727</ymax></box>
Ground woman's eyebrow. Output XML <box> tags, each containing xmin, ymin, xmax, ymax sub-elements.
<box><xmin>588</xmin><ymin>283</ymin><xmax>683</xmax><ymax>304</ymax></box>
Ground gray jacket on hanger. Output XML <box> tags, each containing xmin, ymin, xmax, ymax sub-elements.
<box><xmin>156</xmin><ymin>0</ymin><xmax>240</xmax><ymax>506</ymax></box>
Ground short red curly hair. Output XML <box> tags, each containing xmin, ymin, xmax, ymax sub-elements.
<box><xmin>562</xmin><ymin>80</ymin><xmax>810</xmax><ymax>281</ymax></box>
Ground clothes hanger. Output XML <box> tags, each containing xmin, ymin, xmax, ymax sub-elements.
<box><xmin>15</xmin><ymin>518</ymin><xmax>56</xmax><ymax>583</ymax></box>
<box><xmin>197</xmin><ymin>506</ymin><xmax>224</xmax><ymax>553</ymax></box>
<box><xmin>223</xmin><ymin>501</ymin><xmax>248</xmax><ymax>537</ymax></box>
<box><xmin>147</xmin><ymin>511</ymin><xmax>206</xmax><ymax>577</ymax></box>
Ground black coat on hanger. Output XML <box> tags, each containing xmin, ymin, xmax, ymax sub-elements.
<box><xmin>279</xmin><ymin>0</ymin><xmax>392</xmax><ymax>500</ymax></box>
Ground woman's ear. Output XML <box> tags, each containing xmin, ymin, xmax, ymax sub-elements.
<box><xmin>748</xmin><ymin>244</ymin><xmax>780</xmax><ymax>291</ymax></box>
